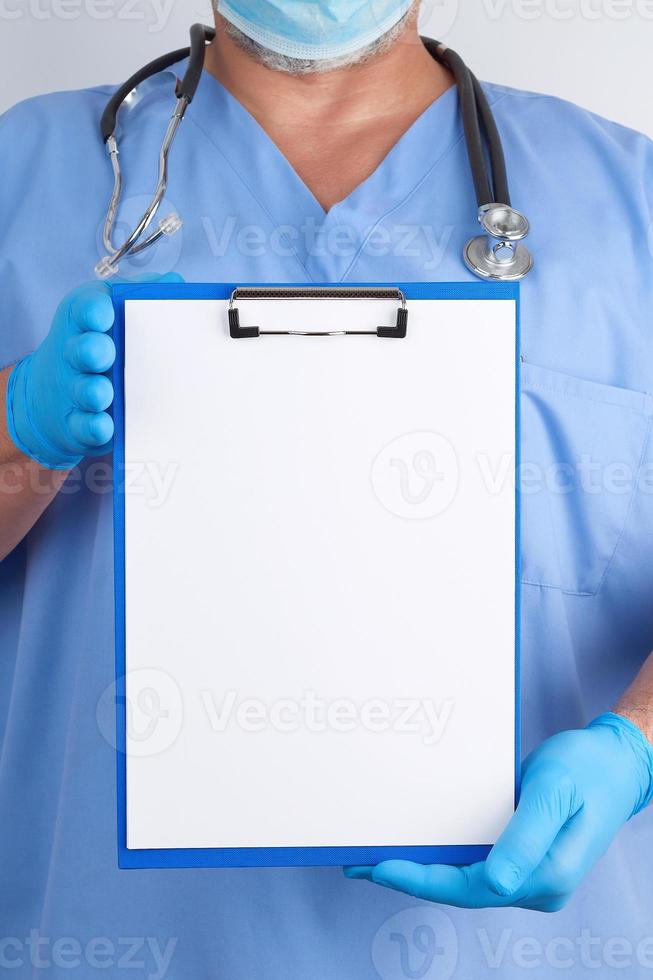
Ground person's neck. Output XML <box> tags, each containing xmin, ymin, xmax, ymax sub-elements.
<box><xmin>204</xmin><ymin>14</ymin><xmax>453</xmax><ymax>211</ymax></box>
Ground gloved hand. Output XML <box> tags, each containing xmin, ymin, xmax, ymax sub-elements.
<box><xmin>6</xmin><ymin>274</ymin><xmax>182</xmax><ymax>470</ymax></box>
<box><xmin>345</xmin><ymin>712</ymin><xmax>653</xmax><ymax>911</ymax></box>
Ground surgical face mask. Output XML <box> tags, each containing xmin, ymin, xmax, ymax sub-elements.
<box><xmin>216</xmin><ymin>0</ymin><xmax>414</xmax><ymax>62</ymax></box>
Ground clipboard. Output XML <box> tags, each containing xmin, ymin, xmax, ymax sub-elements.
<box><xmin>112</xmin><ymin>281</ymin><xmax>521</xmax><ymax>869</ymax></box>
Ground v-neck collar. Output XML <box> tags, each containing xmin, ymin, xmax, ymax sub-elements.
<box><xmin>186</xmin><ymin>68</ymin><xmax>465</xmax><ymax>281</ymax></box>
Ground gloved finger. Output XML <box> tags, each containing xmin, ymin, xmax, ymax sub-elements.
<box><xmin>65</xmin><ymin>332</ymin><xmax>116</xmax><ymax>373</ymax></box>
<box><xmin>484</xmin><ymin>768</ymin><xmax>578</xmax><ymax>898</ymax></box>
<box><xmin>67</xmin><ymin>410</ymin><xmax>114</xmax><ymax>448</ymax></box>
<box><xmin>72</xmin><ymin>374</ymin><xmax>114</xmax><ymax>413</ymax></box>
<box><xmin>69</xmin><ymin>285</ymin><xmax>115</xmax><ymax>334</ymax></box>
<box><xmin>365</xmin><ymin>860</ymin><xmax>505</xmax><ymax>908</ymax></box>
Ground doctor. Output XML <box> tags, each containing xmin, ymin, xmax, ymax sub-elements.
<box><xmin>1</xmin><ymin>2</ymin><xmax>653</xmax><ymax>977</ymax></box>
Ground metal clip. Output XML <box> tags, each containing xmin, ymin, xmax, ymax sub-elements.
<box><xmin>227</xmin><ymin>286</ymin><xmax>408</xmax><ymax>339</ymax></box>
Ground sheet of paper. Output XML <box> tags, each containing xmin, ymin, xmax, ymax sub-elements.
<box><xmin>122</xmin><ymin>296</ymin><xmax>517</xmax><ymax>851</ymax></box>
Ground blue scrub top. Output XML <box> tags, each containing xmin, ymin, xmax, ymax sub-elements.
<box><xmin>1</xmin><ymin>64</ymin><xmax>653</xmax><ymax>979</ymax></box>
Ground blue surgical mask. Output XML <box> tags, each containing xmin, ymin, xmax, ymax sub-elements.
<box><xmin>217</xmin><ymin>0</ymin><xmax>414</xmax><ymax>61</ymax></box>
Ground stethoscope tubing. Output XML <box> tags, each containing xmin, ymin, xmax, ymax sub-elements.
<box><xmin>97</xmin><ymin>25</ymin><xmax>531</xmax><ymax>281</ymax></box>
<box><xmin>100</xmin><ymin>24</ymin><xmax>217</xmax><ymax>143</ymax></box>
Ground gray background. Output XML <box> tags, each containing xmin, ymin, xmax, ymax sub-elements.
<box><xmin>0</xmin><ymin>0</ymin><xmax>651</xmax><ymax>136</ymax></box>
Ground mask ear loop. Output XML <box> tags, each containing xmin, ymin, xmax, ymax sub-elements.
<box><xmin>96</xmin><ymin>24</ymin><xmax>216</xmax><ymax>278</ymax></box>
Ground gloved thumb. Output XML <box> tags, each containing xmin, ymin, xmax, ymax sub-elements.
<box><xmin>484</xmin><ymin>766</ymin><xmax>577</xmax><ymax>897</ymax></box>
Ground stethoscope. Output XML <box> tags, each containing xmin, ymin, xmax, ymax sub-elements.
<box><xmin>96</xmin><ymin>24</ymin><xmax>533</xmax><ymax>283</ymax></box>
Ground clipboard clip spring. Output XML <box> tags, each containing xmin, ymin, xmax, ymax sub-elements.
<box><xmin>228</xmin><ymin>287</ymin><xmax>408</xmax><ymax>339</ymax></box>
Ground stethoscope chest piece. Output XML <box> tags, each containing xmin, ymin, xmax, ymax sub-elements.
<box><xmin>464</xmin><ymin>204</ymin><xmax>533</xmax><ymax>281</ymax></box>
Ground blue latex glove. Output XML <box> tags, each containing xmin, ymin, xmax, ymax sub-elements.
<box><xmin>6</xmin><ymin>274</ymin><xmax>182</xmax><ymax>470</ymax></box>
<box><xmin>345</xmin><ymin>712</ymin><xmax>653</xmax><ymax>911</ymax></box>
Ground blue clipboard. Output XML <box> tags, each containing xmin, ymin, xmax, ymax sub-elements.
<box><xmin>112</xmin><ymin>281</ymin><xmax>521</xmax><ymax>870</ymax></box>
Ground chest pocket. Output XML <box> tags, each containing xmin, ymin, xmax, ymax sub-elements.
<box><xmin>520</xmin><ymin>362</ymin><xmax>653</xmax><ymax>596</ymax></box>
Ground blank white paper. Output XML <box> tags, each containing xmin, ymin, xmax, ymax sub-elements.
<box><xmin>122</xmin><ymin>295</ymin><xmax>517</xmax><ymax>851</ymax></box>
